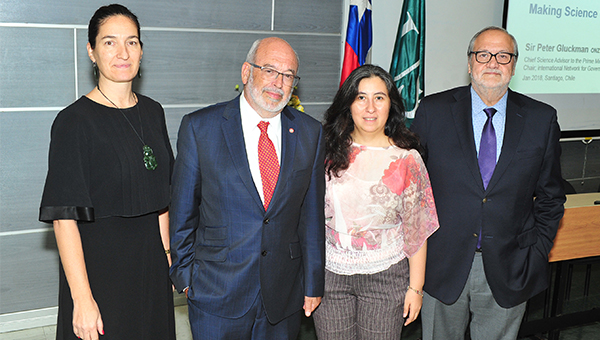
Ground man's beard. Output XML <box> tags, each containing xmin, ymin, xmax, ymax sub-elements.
<box><xmin>247</xmin><ymin>73</ymin><xmax>291</xmax><ymax>114</ymax></box>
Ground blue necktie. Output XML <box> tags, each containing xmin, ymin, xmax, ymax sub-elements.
<box><xmin>477</xmin><ymin>107</ymin><xmax>497</xmax><ymax>250</ymax></box>
<box><xmin>478</xmin><ymin>108</ymin><xmax>497</xmax><ymax>189</ymax></box>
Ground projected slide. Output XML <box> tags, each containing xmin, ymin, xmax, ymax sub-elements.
<box><xmin>506</xmin><ymin>1</ymin><xmax>600</xmax><ymax>94</ymax></box>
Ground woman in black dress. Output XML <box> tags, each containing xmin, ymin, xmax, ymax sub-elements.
<box><xmin>39</xmin><ymin>4</ymin><xmax>175</xmax><ymax>340</ymax></box>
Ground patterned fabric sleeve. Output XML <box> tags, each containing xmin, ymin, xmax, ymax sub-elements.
<box><xmin>382</xmin><ymin>149</ymin><xmax>439</xmax><ymax>257</ymax></box>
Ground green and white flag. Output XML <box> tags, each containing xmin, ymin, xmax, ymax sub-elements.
<box><xmin>389</xmin><ymin>0</ymin><xmax>425</xmax><ymax>123</ymax></box>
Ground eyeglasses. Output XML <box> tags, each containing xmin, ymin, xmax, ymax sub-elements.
<box><xmin>248</xmin><ymin>63</ymin><xmax>300</xmax><ymax>87</ymax></box>
<box><xmin>469</xmin><ymin>51</ymin><xmax>517</xmax><ymax>65</ymax></box>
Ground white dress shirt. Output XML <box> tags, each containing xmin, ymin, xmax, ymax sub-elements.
<box><xmin>239</xmin><ymin>93</ymin><xmax>282</xmax><ymax>204</ymax></box>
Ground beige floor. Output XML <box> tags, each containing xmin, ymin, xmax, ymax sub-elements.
<box><xmin>0</xmin><ymin>305</ymin><xmax>193</xmax><ymax>340</ymax></box>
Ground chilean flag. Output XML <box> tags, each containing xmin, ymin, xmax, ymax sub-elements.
<box><xmin>340</xmin><ymin>0</ymin><xmax>372</xmax><ymax>87</ymax></box>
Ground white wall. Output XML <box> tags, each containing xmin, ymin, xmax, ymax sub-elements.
<box><xmin>344</xmin><ymin>0</ymin><xmax>505</xmax><ymax>95</ymax></box>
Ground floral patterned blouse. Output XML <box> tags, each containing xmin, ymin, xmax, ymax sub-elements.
<box><xmin>325</xmin><ymin>143</ymin><xmax>440</xmax><ymax>275</ymax></box>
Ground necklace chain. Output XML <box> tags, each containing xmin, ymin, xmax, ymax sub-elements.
<box><xmin>96</xmin><ymin>85</ymin><xmax>158</xmax><ymax>170</ymax></box>
<box><xmin>97</xmin><ymin>85</ymin><xmax>145</xmax><ymax>145</ymax></box>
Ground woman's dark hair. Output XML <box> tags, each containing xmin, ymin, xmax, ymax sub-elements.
<box><xmin>324</xmin><ymin>64</ymin><xmax>419</xmax><ymax>178</ymax></box>
<box><xmin>88</xmin><ymin>4</ymin><xmax>143</xmax><ymax>49</ymax></box>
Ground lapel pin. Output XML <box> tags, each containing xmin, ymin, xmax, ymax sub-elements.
<box><xmin>289</xmin><ymin>128</ymin><xmax>295</xmax><ymax>133</ymax></box>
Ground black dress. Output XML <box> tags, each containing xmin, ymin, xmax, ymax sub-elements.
<box><xmin>39</xmin><ymin>95</ymin><xmax>176</xmax><ymax>340</ymax></box>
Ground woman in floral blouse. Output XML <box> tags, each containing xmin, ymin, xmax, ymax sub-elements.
<box><xmin>312</xmin><ymin>65</ymin><xmax>439</xmax><ymax>340</ymax></box>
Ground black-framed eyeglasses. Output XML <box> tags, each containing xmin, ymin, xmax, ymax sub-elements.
<box><xmin>248</xmin><ymin>62</ymin><xmax>300</xmax><ymax>87</ymax></box>
<box><xmin>469</xmin><ymin>51</ymin><xmax>517</xmax><ymax>65</ymax></box>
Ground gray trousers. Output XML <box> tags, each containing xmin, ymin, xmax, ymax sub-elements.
<box><xmin>421</xmin><ymin>253</ymin><xmax>527</xmax><ymax>340</ymax></box>
<box><xmin>313</xmin><ymin>259</ymin><xmax>409</xmax><ymax>340</ymax></box>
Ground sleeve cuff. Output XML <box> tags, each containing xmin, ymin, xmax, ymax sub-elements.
<box><xmin>39</xmin><ymin>206</ymin><xmax>94</xmax><ymax>223</ymax></box>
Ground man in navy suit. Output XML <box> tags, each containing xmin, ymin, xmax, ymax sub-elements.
<box><xmin>411</xmin><ymin>27</ymin><xmax>565</xmax><ymax>340</ymax></box>
<box><xmin>169</xmin><ymin>37</ymin><xmax>325</xmax><ymax>340</ymax></box>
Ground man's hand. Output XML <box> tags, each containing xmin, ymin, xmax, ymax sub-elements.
<box><xmin>303</xmin><ymin>296</ymin><xmax>322</xmax><ymax>317</ymax></box>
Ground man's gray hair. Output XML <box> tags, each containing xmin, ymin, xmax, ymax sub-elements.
<box><xmin>467</xmin><ymin>26</ymin><xmax>519</xmax><ymax>60</ymax></box>
<box><xmin>245</xmin><ymin>39</ymin><xmax>262</xmax><ymax>64</ymax></box>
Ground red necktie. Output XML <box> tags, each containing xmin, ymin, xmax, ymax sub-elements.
<box><xmin>257</xmin><ymin>121</ymin><xmax>280</xmax><ymax>210</ymax></box>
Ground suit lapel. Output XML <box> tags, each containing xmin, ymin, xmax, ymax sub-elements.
<box><xmin>221</xmin><ymin>98</ymin><xmax>264</xmax><ymax>211</ymax></box>
<box><xmin>268</xmin><ymin>107</ymin><xmax>297</xmax><ymax>212</ymax></box>
<box><xmin>451</xmin><ymin>88</ymin><xmax>485</xmax><ymax>188</ymax></box>
<box><xmin>485</xmin><ymin>90</ymin><xmax>525</xmax><ymax>193</ymax></box>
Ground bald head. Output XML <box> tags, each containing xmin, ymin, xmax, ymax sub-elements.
<box><xmin>246</xmin><ymin>37</ymin><xmax>299</xmax><ymax>72</ymax></box>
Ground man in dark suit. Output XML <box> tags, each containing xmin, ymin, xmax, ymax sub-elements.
<box><xmin>411</xmin><ymin>27</ymin><xmax>565</xmax><ymax>340</ymax></box>
<box><xmin>169</xmin><ymin>37</ymin><xmax>325</xmax><ymax>340</ymax></box>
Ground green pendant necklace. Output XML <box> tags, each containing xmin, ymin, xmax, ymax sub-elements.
<box><xmin>97</xmin><ymin>86</ymin><xmax>158</xmax><ymax>170</ymax></box>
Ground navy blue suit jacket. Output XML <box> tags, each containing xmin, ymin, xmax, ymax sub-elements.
<box><xmin>169</xmin><ymin>96</ymin><xmax>325</xmax><ymax>323</ymax></box>
<box><xmin>411</xmin><ymin>86</ymin><xmax>565</xmax><ymax>308</ymax></box>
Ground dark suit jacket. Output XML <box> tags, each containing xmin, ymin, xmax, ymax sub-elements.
<box><xmin>169</xmin><ymin>96</ymin><xmax>325</xmax><ymax>323</ymax></box>
<box><xmin>411</xmin><ymin>86</ymin><xmax>565</xmax><ymax>308</ymax></box>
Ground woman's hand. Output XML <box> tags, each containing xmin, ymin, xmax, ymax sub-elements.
<box><xmin>405</xmin><ymin>241</ymin><xmax>427</xmax><ymax>325</ymax></box>
<box><xmin>403</xmin><ymin>288</ymin><xmax>423</xmax><ymax>326</ymax></box>
<box><xmin>72</xmin><ymin>296</ymin><xmax>104</xmax><ymax>340</ymax></box>
<box><xmin>53</xmin><ymin>220</ymin><xmax>103</xmax><ymax>339</ymax></box>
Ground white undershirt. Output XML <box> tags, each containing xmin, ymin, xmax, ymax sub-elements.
<box><xmin>239</xmin><ymin>93</ymin><xmax>282</xmax><ymax>204</ymax></box>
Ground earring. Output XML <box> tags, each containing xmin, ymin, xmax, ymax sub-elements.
<box><xmin>137</xmin><ymin>60</ymin><xmax>142</xmax><ymax>78</ymax></box>
<box><xmin>92</xmin><ymin>62</ymin><xmax>98</xmax><ymax>80</ymax></box>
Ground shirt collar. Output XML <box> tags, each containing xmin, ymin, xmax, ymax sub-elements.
<box><xmin>470</xmin><ymin>86</ymin><xmax>508</xmax><ymax>117</ymax></box>
<box><xmin>240</xmin><ymin>92</ymin><xmax>281</xmax><ymax>131</ymax></box>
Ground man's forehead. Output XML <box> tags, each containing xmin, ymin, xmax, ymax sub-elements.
<box><xmin>474</xmin><ymin>31</ymin><xmax>514</xmax><ymax>51</ymax></box>
<box><xmin>255</xmin><ymin>52</ymin><xmax>298</xmax><ymax>72</ymax></box>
